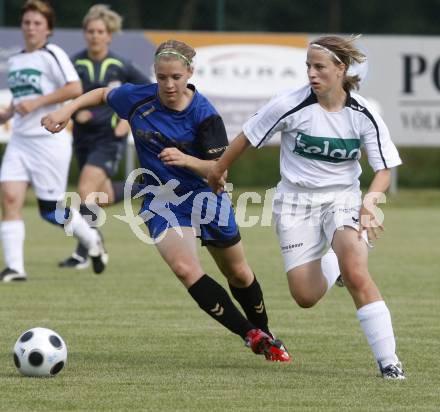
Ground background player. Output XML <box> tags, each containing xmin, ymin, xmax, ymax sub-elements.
<box><xmin>59</xmin><ymin>4</ymin><xmax>151</xmax><ymax>270</ymax></box>
<box><xmin>42</xmin><ymin>39</ymin><xmax>291</xmax><ymax>362</ymax></box>
<box><xmin>0</xmin><ymin>0</ymin><xmax>107</xmax><ymax>282</ymax></box>
<box><xmin>208</xmin><ymin>35</ymin><xmax>405</xmax><ymax>379</ymax></box>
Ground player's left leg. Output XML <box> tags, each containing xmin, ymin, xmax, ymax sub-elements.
<box><xmin>31</xmin><ymin>134</ymin><xmax>107</xmax><ymax>275</ymax></box>
<box><xmin>332</xmin><ymin>227</ymin><xmax>405</xmax><ymax>379</ymax></box>
<box><xmin>207</xmin><ymin>240</ymin><xmax>270</xmax><ymax>334</ymax></box>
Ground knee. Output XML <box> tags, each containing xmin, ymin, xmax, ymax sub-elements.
<box><xmin>290</xmin><ymin>289</ymin><xmax>319</xmax><ymax>308</ymax></box>
<box><xmin>170</xmin><ymin>260</ymin><xmax>200</xmax><ymax>283</ymax></box>
<box><xmin>224</xmin><ymin>262</ymin><xmax>253</xmax><ymax>287</ymax></box>
<box><xmin>343</xmin><ymin>267</ymin><xmax>371</xmax><ymax>292</ymax></box>
<box><xmin>1</xmin><ymin>190</ymin><xmax>18</xmax><ymax>209</ymax></box>
<box><xmin>38</xmin><ymin>199</ymin><xmax>68</xmax><ymax>226</ymax></box>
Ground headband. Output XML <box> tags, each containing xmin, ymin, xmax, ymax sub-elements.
<box><xmin>309</xmin><ymin>43</ymin><xmax>343</xmax><ymax>64</ymax></box>
<box><xmin>155</xmin><ymin>50</ymin><xmax>192</xmax><ymax>66</ymax></box>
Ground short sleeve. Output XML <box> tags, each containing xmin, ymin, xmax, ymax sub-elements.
<box><xmin>243</xmin><ymin>94</ymin><xmax>289</xmax><ymax>149</ymax></box>
<box><xmin>46</xmin><ymin>44</ymin><xmax>79</xmax><ymax>85</ymax></box>
<box><xmin>360</xmin><ymin>109</ymin><xmax>402</xmax><ymax>171</ymax></box>
<box><xmin>195</xmin><ymin>115</ymin><xmax>229</xmax><ymax>160</ymax></box>
<box><xmin>106</xmin><ymin>83</ymin><xmax>136</xmax><ymax>120</ymax></box>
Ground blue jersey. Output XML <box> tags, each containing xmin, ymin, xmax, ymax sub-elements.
<box><xmin>107</xmin><ymin>83</ymin><xmax>238</xmax><ymax>245</ymax></box>
<box><xmin>107</xmin><ymin>83</ymin><xmax>228</xmax><ymax>193</ymax></box>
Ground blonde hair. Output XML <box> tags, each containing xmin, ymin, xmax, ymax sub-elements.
<box><xmin>155</xmin><ymin>40</ymin><xmax>196</xmax><ymax>67</ymax></box>
<box><xmin>82</xmin><ymin>4</ymin><xmax>122</xmax><ymax>33</ymax></box>
<box><xmin>310</xmin><ymin>35</ymin><xmax>366</xmax><ymax>92</ymax></box>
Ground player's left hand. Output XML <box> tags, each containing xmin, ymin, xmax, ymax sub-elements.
<box><xmin>14</xmin><ymin>98</ymin><xmax>41</xmax><ymax>115</ymax></box>
<box><xmin>358</xmin><ymin>204</ymin><xmax>384</xmax><ymax>243</ymax></box>
<box><xmin>158</xmin><ymin>147</ymin><xmax>188</xmax><ymax>167</ymax></box>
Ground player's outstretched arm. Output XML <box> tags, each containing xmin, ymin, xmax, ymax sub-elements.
<box><xmin>207</xmin><ymin>132</ymin><xmax>251</xmax><ymax>193</ymax></box>
<box><xmin>41</xmin><ymin>87</ymin><xmax>110</xmax><ymax>133</ymax></box>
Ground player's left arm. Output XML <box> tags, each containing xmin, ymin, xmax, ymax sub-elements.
<box><xmin>359</xmin><ymin>106</ymin><xmax>402</xmax><ymax>241</ymax></box>
<box><xmin>359</xmin><ymin>168</ymin><xmax>391</xmax><ymax>241</ymax></box>
<box><xmin>159</xmin><ymin>114</ymin><xmax>229</xmax><ymax>178</ymax></box>
<box><xmin>158</xmin><ymin>147</ymin><xmax>217</xmax><ymax>178</ymax></box>
<box><xmin>15</xmin><ymin>81</ymin><xmax>82</xmax><ymax>116</ymax></box>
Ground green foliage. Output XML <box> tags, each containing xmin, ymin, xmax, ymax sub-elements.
<box><xmin>3</xmin><ymin>0</ymin><xmax>440</xmax><ymax>34</ymax></box>
<box><xmin>0</xmin><ymin>198</ymin><xmax>439</xmax><ymax>410</ymax></box>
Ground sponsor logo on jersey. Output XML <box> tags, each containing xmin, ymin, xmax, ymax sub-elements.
<box><xmin>293</xmin><ymin>132</ymin><xmax>361</xmax><ymax>163</ymax></box>
<box><xmin>8</xmin><ymin>68</ymin><xmax>43</xmax><ymax>97</ymax></box>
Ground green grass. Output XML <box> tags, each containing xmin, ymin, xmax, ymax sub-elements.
<box><xmin>0</xmin><ymin>190</ymin><xmax>439</xmax><ymax>411</ymax></box>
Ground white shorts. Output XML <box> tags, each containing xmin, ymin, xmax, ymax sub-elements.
<box><xmin>0</xmin><ymin>132</ymin><xmax>72</xmax><ymax>200</ymax></box>
<box><xmin>273</xmin><ymin>182</ymin><xmax>366</xmax><ymax>272</ymax></box>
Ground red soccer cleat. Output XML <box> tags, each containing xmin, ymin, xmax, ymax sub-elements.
<box><xmin>245</xmin><ymin>329</ymin><xmax>291</xmax><ymax>363</ymax></box>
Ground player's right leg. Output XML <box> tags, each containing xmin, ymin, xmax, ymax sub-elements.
<box><xmin>0</xmin><ymin>181</ymin><xmax>28</xmax><ymax>282</ymax></box>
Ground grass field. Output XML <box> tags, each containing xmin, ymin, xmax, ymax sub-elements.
<box><xmin>0</xmin><ymin>189</ymin><xmax>439</xmax><ymax>411</ymax></box>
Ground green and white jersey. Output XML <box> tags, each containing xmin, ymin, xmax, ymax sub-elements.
<box><xmin>7</xmin><ymin>43</ymin><xmax>79</xmax><ymax>137</ymax></box>
<box><xmin>243</xmin><ymin>85</ymin><xmax>402</xmax><ymax>190</ymax></box>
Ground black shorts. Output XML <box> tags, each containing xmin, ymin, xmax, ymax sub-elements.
<box><xmin>75</xmin><ymin>141</ymin><xmax>126</xmax><ymax>178</ymax></box>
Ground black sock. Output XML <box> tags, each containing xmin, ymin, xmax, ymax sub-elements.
<box><xmin>79</xmin><ymin>203</ymin><xmax>99</xmax><ymax>224</ymax></box>
<box><xmin>229</xmin><ymin>276</ymin><xmax>269</xmax><ymax>334</ymax></box>
<box><xmin>112</xmin><ymin>181</ymin><xmax>146</xmax><ymax>204</ymax></box>
<box><xmin>188</xmin><ymin>274</ymin><xmax>254</xmax><ymax>339</ymax></box>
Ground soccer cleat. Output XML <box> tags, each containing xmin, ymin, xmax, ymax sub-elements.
<box><xmin>335</xmin><ymin>274</ymin><xmax>344</xmax><ymax>287</ymax></box>
<box><xmin>379</xmin><ymin>361</ymin><xmax>406</xmax><ymax>380</ymax></box>
<box><xmin>58</xmin><ymin>253</ymin><xmax>90</xmax><ymax>270</ymax></box>
<box><xmin>88</xmin><ymin>229</ymin><xmax>108</xmax><ymax>274</ymax></box>
<box><xmin>245</xmin><ymin>329</ymin><xmax>291</xmax><ymax>362</ymax></box>
<box><xmin>0</xmin><ymin>267</ymin><xmax>27</xmax><ymax>282</ymax></box>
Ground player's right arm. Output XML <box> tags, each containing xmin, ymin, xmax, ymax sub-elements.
<box><xmin>207</xmin><ymin>132</ymin><xmax>251</xmax><ymax>194</ymax></box>
<box><xmin>41</xmin><ymin>87</ymin><xmax>111</xmax><ymax>133</ymax></box>
<box><xmin>0</xmin><ymin>102</ymin><xmax>14</xmax><ymax>124</ymax></box>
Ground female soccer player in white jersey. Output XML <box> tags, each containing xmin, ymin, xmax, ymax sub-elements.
<box><xmin>41</xmin><ymin>39</ymin><xmax>291</xmax><ymax>362</ymax></box>
<box><xmin>208</xmin><ymin>35</ymin><xmax>405</xmax><ymax>379</ymax></box>
<box><xmin>0</xmin><ymin>0</ymin><xmax>107</xmax><ymax>281</ymax></box>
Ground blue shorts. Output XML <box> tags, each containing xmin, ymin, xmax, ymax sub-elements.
<box><xmin>140</xmin><ymin>188</ymin><xmax>241</xmax><ymax>248</ymax></box>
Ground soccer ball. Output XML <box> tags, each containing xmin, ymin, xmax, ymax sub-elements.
<box><xmin>13</xmin><ymin>327</ymin><xmax>67</xmax><ymax>377</ymax></box>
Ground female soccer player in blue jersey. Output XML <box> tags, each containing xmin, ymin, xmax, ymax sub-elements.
<box><xmin>208</xmin><ymin>35</ymin><xmax>405</xmax><ymax>379</ymax></box>
<box><xmin>0</xmin><ymin>0</ymin><xmax>107</xmax><ymax>282</ymax></box>
<box><xmin>59</xmin><ymin>5</ymin><xmax>151</xmax><ymax>270</ymax></box>
<box><xmin>42</xmin><ymin>39</ymin><xmax>290</xmax><ymax>362</ymax></box>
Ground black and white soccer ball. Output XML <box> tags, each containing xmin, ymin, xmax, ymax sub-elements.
<box><xmin>13</xmin><ymin>327</ymin><xmax>67</xmax><ymax>377</ymax></box>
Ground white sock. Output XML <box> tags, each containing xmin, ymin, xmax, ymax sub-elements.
<box><xmin>321</xmin><ymin>248</ymin><xmax>340</xmax><ymax>291</ymax></box>
<box><xmin>64</xmin><ymin>208</ymin><xmax>99</xmax><ymax>250</ymax></box>
<box><xmin>1</xmin><ymin>220</ymin><xmax>25</xmax><ymax>274</ymax></box>
<box><xmin>357</xmin><ymin>300</ymin><xmax>399</xmax><ymax>367</ymax></box>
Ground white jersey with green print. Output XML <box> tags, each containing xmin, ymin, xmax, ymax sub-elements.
<box><xmin>7</xmin><ymin>43</ymin><xmax>79</xmax><ymax>138</ymax></box>
<box><xmin>243</xmin><ymin>85</ymin><xmax>402</xmax><ymax>190</ymax></box>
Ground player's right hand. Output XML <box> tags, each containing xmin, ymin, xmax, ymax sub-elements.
<box><xmin>41</xmin><ymin>111</ymin><xmax>69</xmax><ymax>133</ymax></box>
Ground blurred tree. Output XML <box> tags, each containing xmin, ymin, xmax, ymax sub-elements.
<box><xmin>2</xmin><ymin>0</ymin><xmax>440</xmax><ymax>35</ymax></box>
